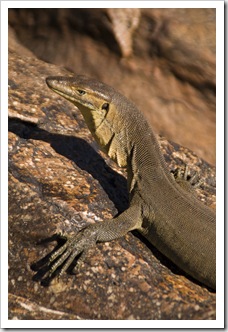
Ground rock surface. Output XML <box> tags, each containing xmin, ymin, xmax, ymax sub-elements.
<box><xmin>8</xmin><ymin>10</ymin><xmax>216</xmax><ymax>321</ymax></box>
<box><xmin>9</xmin><ymin>8</ymin><xmax>215</xmax><ymax>165</ymax></box>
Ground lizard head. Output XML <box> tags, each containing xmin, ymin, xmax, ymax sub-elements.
<box><xmin>46</xmin><ymin>75</ymin><xmax>131</xmax><ymax>167</ymax></box>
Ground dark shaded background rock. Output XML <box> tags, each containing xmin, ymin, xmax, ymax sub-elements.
<box><xmin>9</xmin><ymin>8</ymin><xmax>215</xmax><ymax>165</ymax></box>
<box><xmin>8</xmin><ymin>9</ymin><xmax>216</xmax><ymax>320</ymax></box>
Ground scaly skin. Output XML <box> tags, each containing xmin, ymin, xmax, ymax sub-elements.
<box><xmin>45</xmin><ymin>75</ymin><xmax>216</xmax><ymax>290</ymax></box>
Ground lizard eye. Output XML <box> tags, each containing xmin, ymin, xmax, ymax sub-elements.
<box><xmin>102</xmin><ymin>103</ymin><xmax>109</xmax><ymax>111</ymax></box>
<box><xmin>77</xmin><ymin>89</ymin><xmax>86</xmax><ymax>95</ymax></box>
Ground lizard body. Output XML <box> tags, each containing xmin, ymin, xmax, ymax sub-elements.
<box><xmin>45</xmin><ymin>75</ymin><xmax>216</xmax><ymax>290</ymax></box>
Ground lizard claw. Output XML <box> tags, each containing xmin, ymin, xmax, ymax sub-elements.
<box><xmin>172</xmin><ymin>164</ymin><xmax>203</xmax><ymax>191</ymax></box>
<box><xmin>48</xmin><ymin>225</ymin><xmax>98</xmax><ymax>278</ymax></box>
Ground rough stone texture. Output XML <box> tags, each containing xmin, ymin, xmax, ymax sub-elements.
<box><xmin>8</xmin><ymin>12</ymin><xmax>216</xmax><ymax>320</ymax></box>
<box><xmin>9</xmin><ymin>8</ymin><xmax>215</xmax><ymax>165</ymax></box>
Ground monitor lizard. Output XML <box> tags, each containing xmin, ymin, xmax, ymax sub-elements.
<box><xmin>45</xmin><ymin>75</ymin><xmax>216</xmax><ymax>290</ymax></box>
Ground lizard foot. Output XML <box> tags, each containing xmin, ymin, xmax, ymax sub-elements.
<box><xmin>48</xmin><ymin>225</ymin><xmax>98</xmax><ymax>278</ymax></box>
<box><xmin>32</xmin><ymin>225</ymin><xmax>99</xmax><ymax>284</ymax></box>
<box><xmin>172</xmin><ymin>165</ymin><xmax>203</xmax><ymax>191</ymax></box>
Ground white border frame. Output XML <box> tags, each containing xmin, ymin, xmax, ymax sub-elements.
<box><xmin>1</xmin><ymin>1</ymin><xmax>224</xmax><ymax>329</ymax></box>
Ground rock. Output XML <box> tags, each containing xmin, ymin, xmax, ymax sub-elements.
<box><xmin>8</xmin><ymin>8</ymin><xmax>216</xmax><ymax>165</ymax></box>
<box><xmin>106</xmin><ymin>8</ymin><xmax>141</xmax><ymax>58</ymax></box>
<box><xmin>8</xmin><ymin>28</ymin><xmax>216</xmax><ymax>320</ymax></box>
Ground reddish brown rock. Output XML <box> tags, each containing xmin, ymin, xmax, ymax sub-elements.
<box><xmin>8</xmin><ymin>15</ymin><xmax>216</xmax><ymax>320</ymax></box>
<box><xmin>9</xmin><ymin>8</ymin><xmax>215</xmax><ymax>165</ymax></box>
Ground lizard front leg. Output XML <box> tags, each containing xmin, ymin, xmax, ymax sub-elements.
<box><xmin>47</xmin><ymin>204</ymin><xmax>142</xmax><ymax>278</ymax></box>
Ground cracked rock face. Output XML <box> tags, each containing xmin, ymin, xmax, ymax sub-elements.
<box><xmin>8</xmin><ymin>8</ymin><xmax>216</xmax><ymax>321</ymax></box>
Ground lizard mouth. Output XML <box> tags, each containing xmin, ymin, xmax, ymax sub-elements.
<box><xmin>46</xmin><ymin>78</ymin><xmax>96</xmax><ymax>110</ymax></box>
<box><xmin>49</xmin><ymin>86</ymin><xmax>93</xmax><ymax>110</ymax></box>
